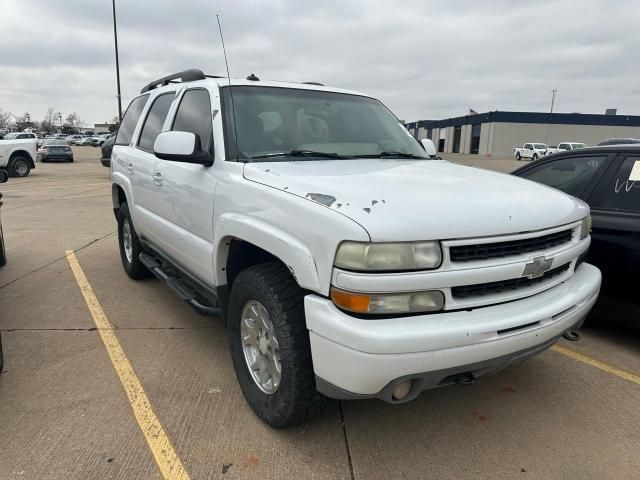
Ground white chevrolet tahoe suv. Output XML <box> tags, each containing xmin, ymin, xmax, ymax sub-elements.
<box><xmin>111</xmin><ymin>69</ymin><xmax>601</xmax><ymax>427</ymax></box>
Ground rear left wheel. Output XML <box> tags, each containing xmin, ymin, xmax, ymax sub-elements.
<box><xmin>117</xmin><ymin>203</ymin><xmax>150</xmax><ymax>280</ymax></box>
<box><xmin>228</xmin><ymin>262</ymin><xmax>328</xmax><ymax>428</ymax></box>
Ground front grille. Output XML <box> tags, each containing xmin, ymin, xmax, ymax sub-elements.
<box><xmin>449</xmin><ymin>229</ymin><xmax>572</xmax><ymax>262</ymax></box>
<box><xmin>452</xmin><ymin>263</ymin><xmax>570</xmax><ymax>299</ymax></box>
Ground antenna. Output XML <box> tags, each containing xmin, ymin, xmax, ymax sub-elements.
<box><xmin>217</xmin><ymin>15</ymin><xmax>240</xmax><ymax>160</ymax></box>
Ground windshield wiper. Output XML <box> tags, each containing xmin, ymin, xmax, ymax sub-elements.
<box><xmin>251</xmin><ymin>150</ymin><xmax>345</xmax><ymax>160</ymax></box>
<box><xmin>352</xmin><ymin>151</ymin><xmax>427</xmax><ymax>159</ymax></box>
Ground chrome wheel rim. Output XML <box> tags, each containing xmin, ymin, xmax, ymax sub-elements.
<box><xmin>122</xmin><ymin>219</ymin><xmax>133</xmax><ymax>263</ymax></box>
<box><xmin>15</xmin><ymin>160</ymin><xmax>28</xmax><ymax>176</ymax></box>
<box><xmin>240</xmin><ymin>300</ymin><xmax>281</xmax><ymax>394</ymax></box>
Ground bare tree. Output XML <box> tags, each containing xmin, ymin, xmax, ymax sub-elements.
<box><xmin>64</xmin><ymin>112</ymin><xmax>81</xmax><ymax>132</ymax></box>
<box><xmin>15</xmin><ymin>112</ymin><xmax>32</xmax><ymax>131</ymax></box>
<box><xmin>41</xmin><ymin>107</ymin><xmax>59</xmax><ymax>133</ymax></box>
<box><xmin>0</xmin><ymin>109</ymin><xmax>11</xmax><ymax>129</ymax></box>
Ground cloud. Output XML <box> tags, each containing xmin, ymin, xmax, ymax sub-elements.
<box><xmin>0</xmin><ymin>0</ymin><xmax>638</xmax><ymax>125</ymax></box>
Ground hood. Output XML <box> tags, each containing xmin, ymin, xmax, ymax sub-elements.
<box><xmin>243</xmin><ymin>159</ymin><xmax>588</xmax><ymax>241</ymax></box>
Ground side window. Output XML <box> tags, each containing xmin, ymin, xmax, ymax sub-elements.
<box><xmin>519</xmin><ymin>155</ymin><xmax>608</xmax><ymax>199</ymax></box>
<box><xmin>137</xmin><ymin>92</ymin><xmax>175</xmax><ymax>151</ymax></box>
<box><xmin>597</xmin><ymin>156</ymin><xmax>640</xmax><ymax>213</ymax></box>
<box><xmin>115</xmin><ymin>94</ymin><xmax>150</xmax><ymax>146</ymax></box>
<box><xmin>172</xmin><ymin>89</ymin><xmax>213</xmax><ymax>152</ymax></box>
<box><xmin>559</xmin><ymin>144</ymin><xmax>568</xmax><ymax>150</ymax></box>
<box><xmin>525</xmin><ymin>144</ymin><xmax>532</xmax><ymax>150</ymax></box>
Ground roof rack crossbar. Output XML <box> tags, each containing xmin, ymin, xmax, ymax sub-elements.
<box><xmin>140</xmin><ymin>69</ymin><xmax>207</xmax><ymax>93</ymax></box>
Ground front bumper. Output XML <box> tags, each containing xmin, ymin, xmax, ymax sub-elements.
<box><xmin>306</xmin><ymin>262</ymin><xmax>601</xmax><ymax>401</ymax></box>
<box><xmin>100</xmin><ymin>157</ymin><xmax>111</xmax><ymax>168</ymax></box>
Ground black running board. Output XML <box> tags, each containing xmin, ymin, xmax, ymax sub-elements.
<box><xmin>139</xmin><ymin>252</ymin><xmax>222</xmax><ymax>317</ymax></box>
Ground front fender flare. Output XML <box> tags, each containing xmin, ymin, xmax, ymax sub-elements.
<box><xmin>214</xmin><ymin>213</ymin><xmax>322</xmax><ymax>293</ymax></box>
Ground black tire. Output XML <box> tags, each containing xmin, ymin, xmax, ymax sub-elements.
<box><xmin>0</xmin><ymin>222</ymin><xmax>6</xmax><ymax>267</ymax></box>
<box><xmin>117</xmin><ymin>203</ymin><xmax>150</xmax><ymax>279</ymax></box>
<box><xmin>532</xmin><ymin>154</ymin><xmax>538</xmax><ymax>161</ymax></box>
<box><xmin>516</xmin><ymin>152</ymin><xmax>521</xmax><ymax>161</ymax></box>
<box><xmin>9</xmin><ymin>157</ymin><xmax>30</xmax><ymax>177</ymax></box>
<box><xmin>228</xmin><ymin>262</ymin><xmax>328</xmax><ymax>427</ymax></box>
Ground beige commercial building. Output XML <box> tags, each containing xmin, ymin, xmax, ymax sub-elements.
<box><xmin>406</xmin><ymin>111</ymin><xmax>640</xmax><ymax>156</ymax></box>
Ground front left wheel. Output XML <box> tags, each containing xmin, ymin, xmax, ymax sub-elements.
<box><xmin>228</xmin><ymin>262</ymin><xmax>328</xmax><ymax>428</ymax></box>
<box><xmin>9</xmin><ymin>157</ymin><xmax>30</xmax><ymax>177</ymax></box>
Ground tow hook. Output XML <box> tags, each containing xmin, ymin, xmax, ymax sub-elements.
<box><xmin>562</xmin><ymin>330</ymin><xmax>581</xmax><ymax>341</ymax></box>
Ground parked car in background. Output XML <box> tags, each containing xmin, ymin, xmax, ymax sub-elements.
<box><xmin>66</xmin><ymin>135</ymin><xmax>85</xmax><ymax>145</ymax></box>
<box><xmin>100</xmin><ymin>133</ymin><xmax>116</xmax><ymax>167</ymax></box>
<box><xmin>513</xmin><ymin>145</ymin><xmax>640</xmax><ymax>319</ymax></box>
<box><xmin>37</xmin><ymin>139</ymin><xmax>74</xmax><ymax>163</ymax></box>
<box><xmin>86</xmin><ymin>136</ymin><xmax>104</xmax><ymax>147</ymax></box>
<box><xmin>544</xmin><ymin>142</ymin><xmax>587</xmax><ymax>156</ymax></box>
<box><xmin>0</xmin><ymin>133</ymin><xmax>37</xmax><ymax>176</ymax></box>
<box><xmin>598</xmin><ymin>138</ymin><xmax>640</xmax><ymax>146</ymax></box>
<box><xmin>514</xmin><ymin>142</ymin><xmax>548</xmax><ymax>161</ymax></box>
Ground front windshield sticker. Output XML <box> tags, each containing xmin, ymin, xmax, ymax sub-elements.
<box><xmin>629</xmin><ymin>160</ymin><xmax>640</xmax><ymax>181</ymax></box>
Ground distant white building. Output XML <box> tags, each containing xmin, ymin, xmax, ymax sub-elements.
<box><xmin>406</xmin><ymin>110</ymin><xmax>640</xmax><ymax>156</ymax></box>
<box><xmin>92</xmin><ymin>122</ymin><xmax>117</xmax><ymax>134</ymax></box>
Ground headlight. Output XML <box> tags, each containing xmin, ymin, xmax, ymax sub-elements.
<box><xmin>580</xmin><ymin>215</ymin><xmax>592</xmax><ymax>239</ymax></box>
<box><xmin>331</xmin><ymin>287</ymin><xmax>445</xmax><ymax>315</ymax></box>
<box><xmin>334</xmin><ymin>241</ymin><xmax>442</xmax><ymax>271</ymax></box>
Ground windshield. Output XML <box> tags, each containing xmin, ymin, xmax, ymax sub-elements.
<box><xmin>534</xmin><ymin>143</ymin><xmax>547</xmax><ymax>149</ymax></box>
<box><xmin>222</xmin><ymin>86</ymin><xmax>427</xmax><ymax>161</ymax></box>
<box><xmin>571</xmin><ymin>143</ymin><xmax>586</xmax><ymax>149</ymax></box>
<box><xmin>3</xmin><ymin>133</ymin><xmax>18</xmax><ymax>140</ymax></box>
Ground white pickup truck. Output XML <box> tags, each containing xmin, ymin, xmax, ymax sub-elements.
<box><xmin>543</xmin><ymin>142</ymin><xmax>587</xmax><ymax>156</ymax></box>
<box><xmin>111</xmin><ymin>69</ymin><xmax>601</xmax><ymax>427</ymax></box>
<box><xmin>0</xmin><ymin>132</ymin><xmax>37</xmax><ymax>177</ymax></box>
<box><xmin>514</xmin><ymin>142</ymin><xmax>548</xmax><ymax>161</ymax></box>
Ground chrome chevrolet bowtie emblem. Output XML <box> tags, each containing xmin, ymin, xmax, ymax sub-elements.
<box><xmin>523</xmin><ymin>256</ymin><xmax>553</xmax><ymax>279</ymax></box>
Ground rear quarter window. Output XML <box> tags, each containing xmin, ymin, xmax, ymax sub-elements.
<box><xmin>115</xmin><ymin>94</ymin><xmax>150</xmax><ymax>146</ymax></box>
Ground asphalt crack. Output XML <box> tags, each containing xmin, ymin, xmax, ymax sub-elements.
<box><xmin>0</xmin><ymin>231</ymin><xmax>115</xmax><ymax>290</ymax></box>
<box><xmin>339</xmin><ymin>401</ymin><xmax>355</xmax><ymax>480</ymax></box>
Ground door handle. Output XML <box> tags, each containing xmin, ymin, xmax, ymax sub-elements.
<box><xmin>153</xmin><ymin>171</ymin><xmax>163</xmax><ymax>186</ymax></box>
<box><xmin>127</xmin><ymin>162</ymin><xmax>134</xmax><ymax>174</ymax></box>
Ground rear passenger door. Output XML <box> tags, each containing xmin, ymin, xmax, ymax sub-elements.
<box><xmin>152</xmin><ymin>87</ymin><xmax>217</xmax><ymax>284</ymax></box>
<box><xmin>586</xmin><ymin>154</ymin><xmax>640</xmax><ymax>302</ymax></box>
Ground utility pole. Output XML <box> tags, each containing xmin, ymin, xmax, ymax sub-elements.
<box><xmin>111</xmin><ymin>0</ymin><xmax>123</xmax><ymax>122</ymax></box>
<box><xmin>550</xmin><ymin>89</ymin><xmax>557</xmax><ymax>114</ymax></box>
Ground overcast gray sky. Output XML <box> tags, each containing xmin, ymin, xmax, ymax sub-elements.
<box><xmin>1</xmin><ymin>0</ymin><xmax>639</xmax><ymax>126</ymax></box>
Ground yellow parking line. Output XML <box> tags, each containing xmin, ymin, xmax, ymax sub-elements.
<box><xmin>65</xmin><ymin>250</ymin><xmax>190</xmax><ymax>480</ymax></box>
<box><xmin>551</xmin><ymin>345</ymin><xmax>640</xmax><ymax>386</ymax></box>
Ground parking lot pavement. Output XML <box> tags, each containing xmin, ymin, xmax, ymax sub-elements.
<box><xmin>1</xmin><ymin>147</ymin><xmax>639</xmax><ymax>479</ymax></box>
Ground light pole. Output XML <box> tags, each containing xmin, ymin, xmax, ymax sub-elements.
<box><xmin>550</xmin><ymin>89</ymin><xmax>557</xmax><ymax>114</ymax></box>
<box><xmin>112</xmin><ymin>0</ymin><xmax>123</xmax><ymax>123</ymax></box>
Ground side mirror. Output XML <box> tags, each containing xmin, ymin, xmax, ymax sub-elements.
<box><xmin>0</xmin><ymin>170</ymin><xmax>8</xmax><ymax>183</ymax></box>
<box><xmin>153</xmin><ymin>131</ymin><xmax>212</xmax><ymax>166</ymax></box>
<box><xmin>420</xmin><ymin>138</ymin><xmax>437</xmax><ymax>157</ymax></box>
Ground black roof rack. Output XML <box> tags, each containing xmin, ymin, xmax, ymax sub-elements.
<box><xmin>140</xmin><ymin>69</ymin><xmax>207</xmax><ymax>93</ymax></box>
